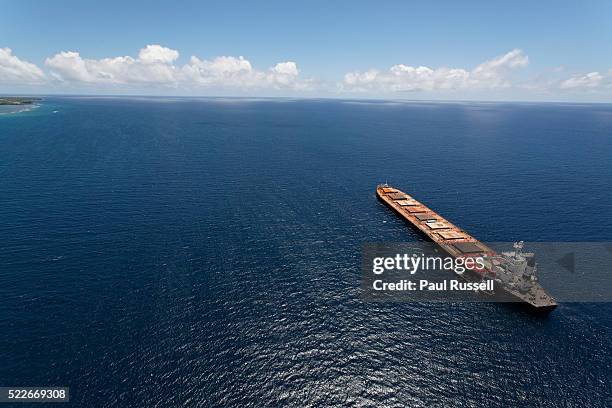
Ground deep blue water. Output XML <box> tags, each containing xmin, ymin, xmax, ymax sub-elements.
<box><xmin>1</xmin><ymin>97</ymin><xmax>611</xmax><ymax>407</ymax></box>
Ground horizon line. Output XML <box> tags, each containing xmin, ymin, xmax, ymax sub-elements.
<box><xmin>2</xmin><ymin>93</ymin><xmax>612</xmax><ymax>106</ymax></box>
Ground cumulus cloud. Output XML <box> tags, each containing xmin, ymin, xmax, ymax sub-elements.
<box><xmin>138</xmin><ymin>44</ymin><xmax>179</xmax><ymax>64</ymax></box>
<box><xmin>0</xmin><ymin>47</ymin><xmax>46</xmax><ymax>84</ymax></box>
<box><xmin>559</xmin><ymin>72</ymin><xmax>603</xmax><ymax>89</ymax></box>
<box><xmin>4</xmin><ymin>44</ymin><xmax>612</xmax><ymax>99</ymax></box>
<box><xmin>272</xmin><ymin>61</ymin><xmax>298</xmax><ymax>76</ymax></box>
<box><xmin>342</xmin><ymin>49</ymin><xmax>529</xmax><ymax>92</ymax></box>
<box><xmin>181</xmin><ymin>55</ymin><xmax>305</xmax><ymax>89</ymax></box>
<box><xmin>44</xmin><ymin>44</ymin><xmax>308</xmax><ymax>90</ymax></box>
<box><xmin>45</xmin><ymin>45</ymin><xmax>180</xmax><ymax>85</ymax></box>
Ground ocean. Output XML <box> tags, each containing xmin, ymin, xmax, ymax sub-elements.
<box><xmin>1</xmin><ymin>97</ymin><xmax>611</xmax><ymax>407</ymax></box>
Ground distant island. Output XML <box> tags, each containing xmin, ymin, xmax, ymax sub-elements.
<box><xmin>0</xmin><ymin>97</ymin><xmax>41</xmax><ymax>105</ymax></box>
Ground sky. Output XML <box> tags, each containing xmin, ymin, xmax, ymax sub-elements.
<box><xmin>1</xmin><ymin>0</ymin><xmax>612</xmax><ymax>101</ymax></box>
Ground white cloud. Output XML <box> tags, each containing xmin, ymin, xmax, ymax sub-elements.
<box><xmin>45</xmin><ymin>45</ymin><xmax>179</xmax><ymax>85</ymax></box>
<box><xmin>180</xmin><ymin>56</ymin><xmax>304</xmax><ymax>89</ymax></box>
<box><xmin>272</xmin><ymin>61</ymin><xmax>298</xmax><ymax>76</ymax></box>
<box><xmin>44</xmin><ymin>44</ymin><xmax>308</xmax><ymax>90</ymax></box>
<box><xmin>3</xmin><ymin>45</ymin><xmax>612</xmax><ymax>100</ymax></box>
<box><xmin>559</xmin><ymin>72</ymin><xmax>603</xmax><ymax>89</ymax></box>
<box><xmin>0</xmin><ymin>47</ymin><xmax>46</xmax><ymax>84</ymax></box>
<box><xmin>138</xmin><ymin>44</ymin><xmax>179</xmax><ymax>64</ymax></box>
<box><xmin>342</xmin><ymin>49</ymin><xmax>529</xmax><ymax>92</ymax></box>
<box><xmin>181</xmin><ymin>55</ymin><xmax>253</xmax><ymax>86</ymax></box>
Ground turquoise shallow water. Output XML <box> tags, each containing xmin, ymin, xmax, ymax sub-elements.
<box><xmin>0</xmin><ymin>104</ymin><xmax>40</xmax><ymax>115</ymax></box>
<box><xmin>0</xmin><ymin>97</ymin><xmax>611</xmax><ymax>407</ymax></box>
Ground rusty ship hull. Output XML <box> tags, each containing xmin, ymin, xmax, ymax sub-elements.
<box><xmin>376</xmin><ymin>184</ymin><xmax>557</xmax><ymax>313</ymax></box>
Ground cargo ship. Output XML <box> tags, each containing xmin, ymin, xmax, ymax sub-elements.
<box><xmin>376</xmin><ymin>184</ymin><xmax>557</xmax><ymax>313</ymax></box>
